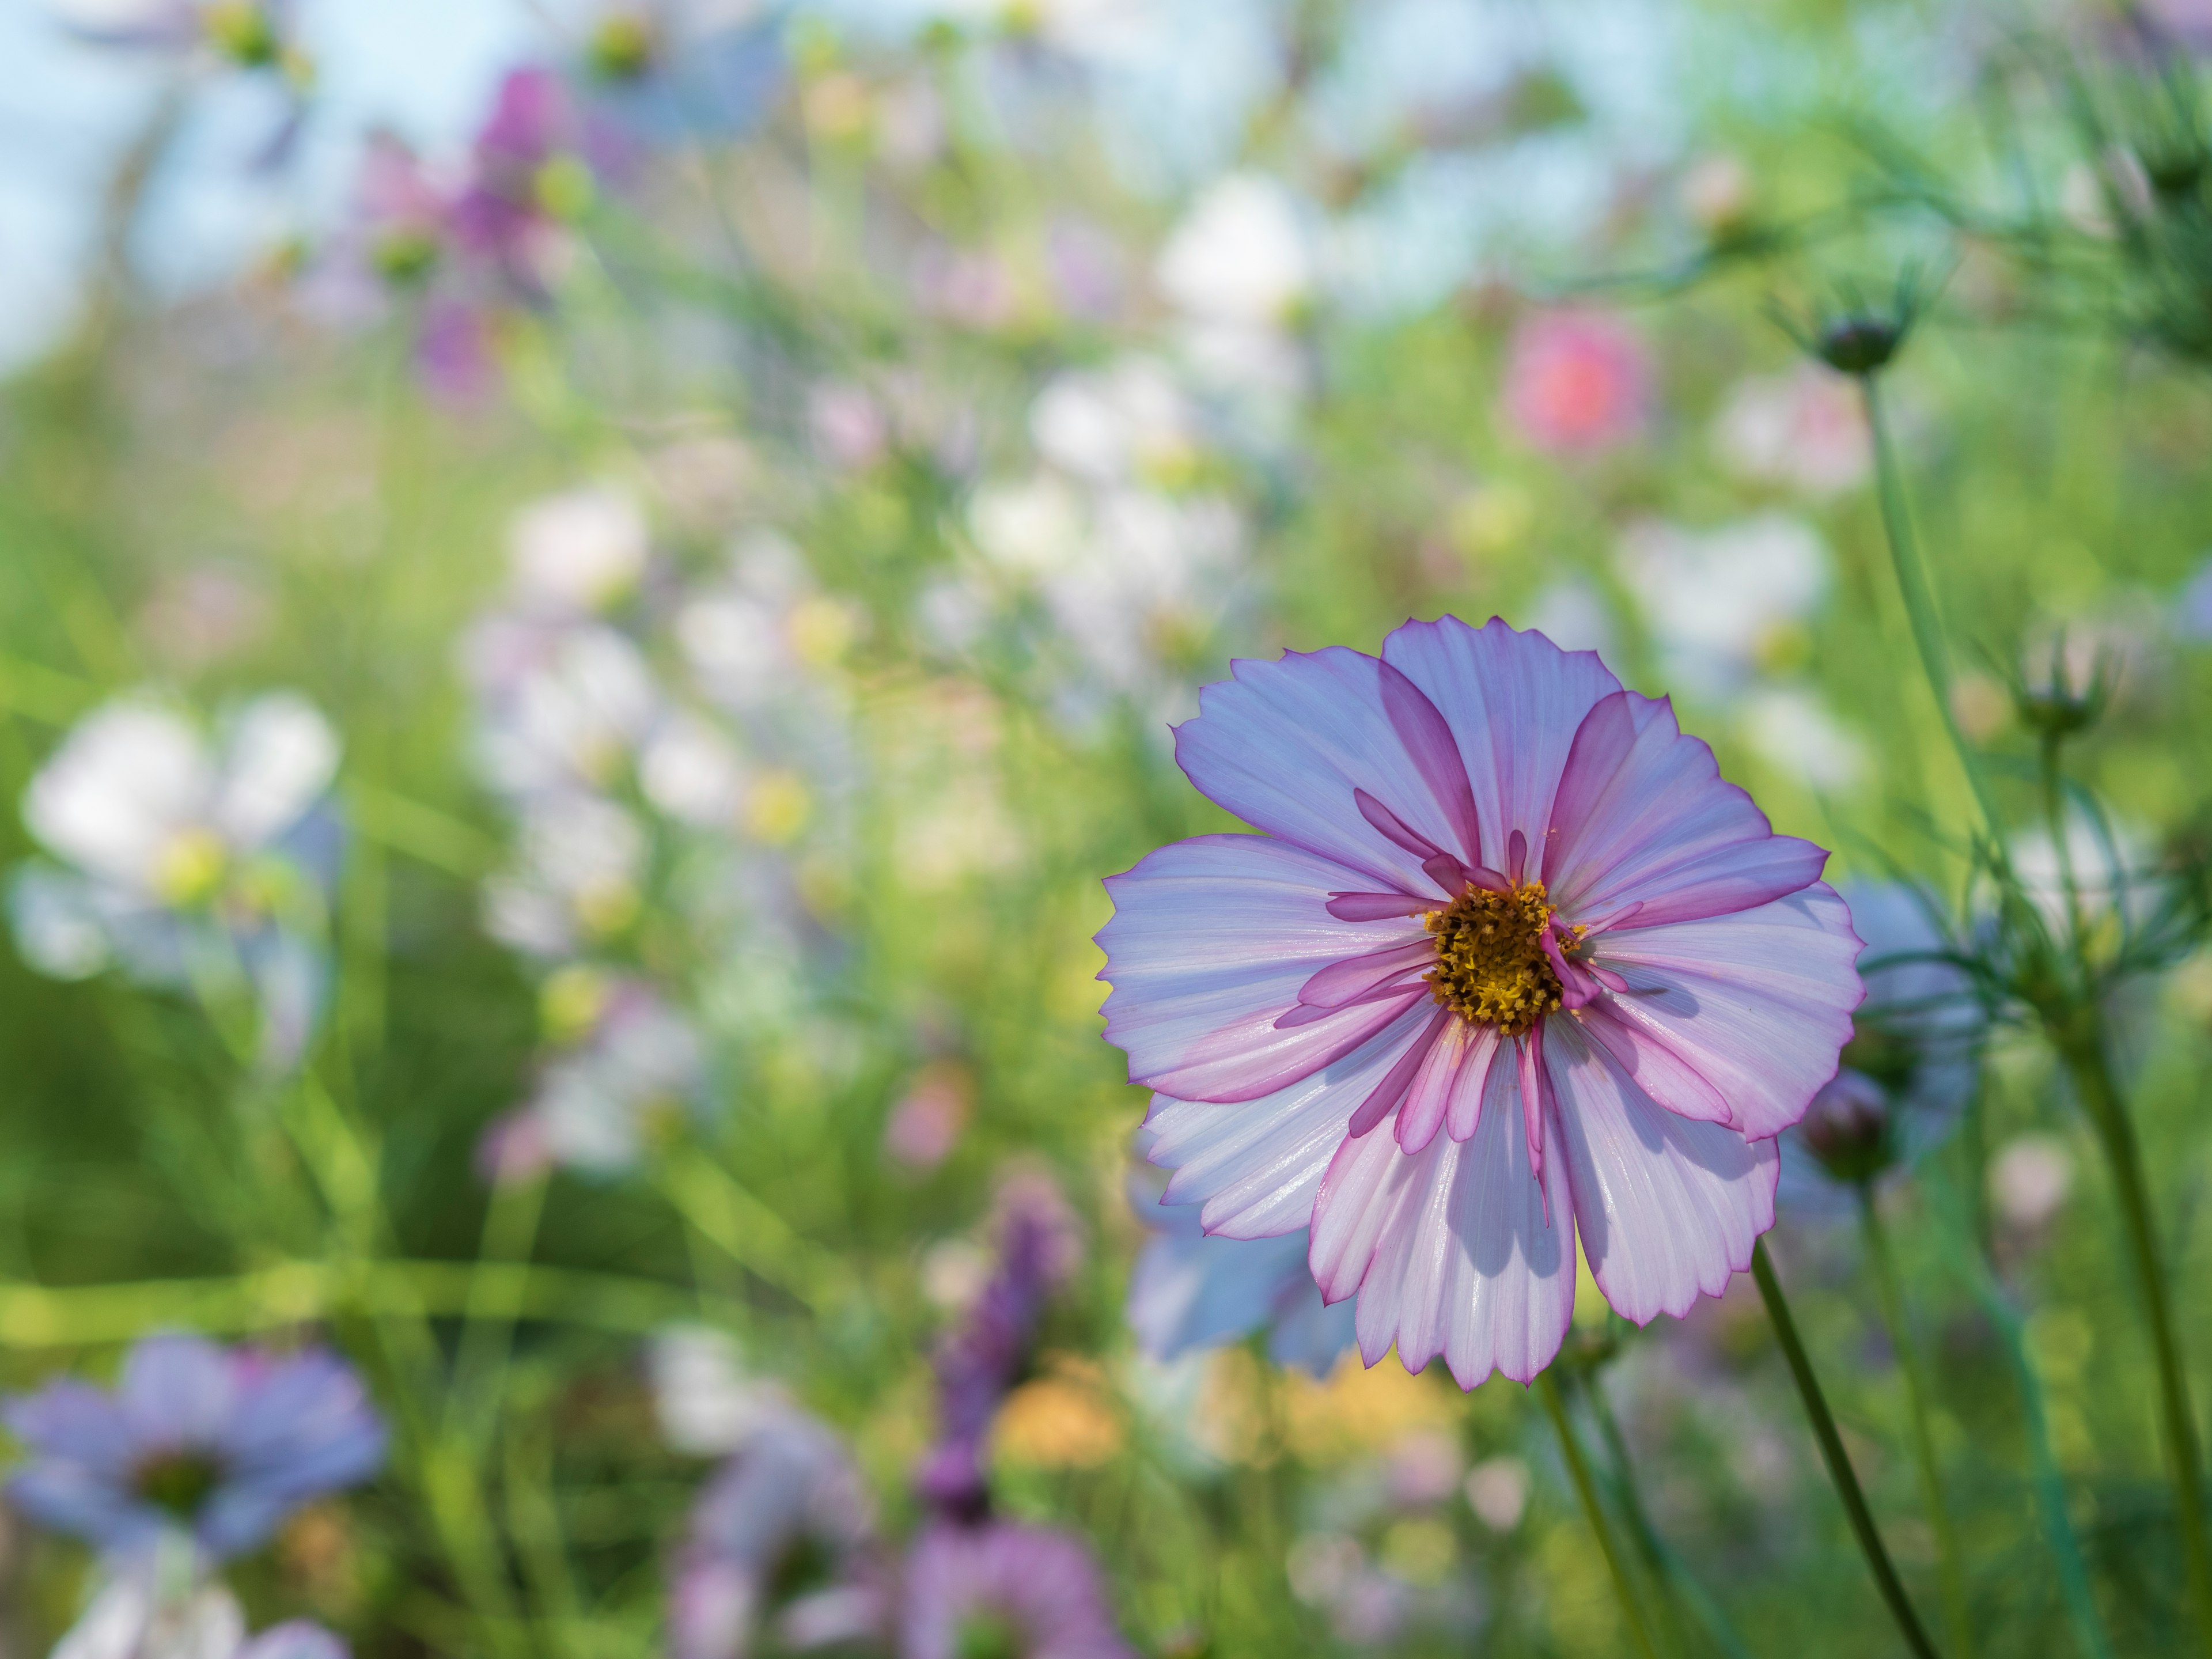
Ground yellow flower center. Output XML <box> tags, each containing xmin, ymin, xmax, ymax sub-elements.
<box><xmin>151</xmin><ymin>828</ymin><xmax>228</xmax><ymax>907</ymax></box>
<box><xmin>1425</xmin><ymin>880</ymin><xmax>1570</xmax><ymax>1036</ymax></box>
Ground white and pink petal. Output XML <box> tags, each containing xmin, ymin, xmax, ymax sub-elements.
<box><xmin>1379</xmin><ymin>616</ymin><xmax>1622</xmax><ymax>874</ymax></box>
<box><xmin>1590</xmin><ymin>884</ymin><xmax>1862</xmax><ymax>1140</ymax></box>
<box><xmin>1544</xmin><ymin>691</ymin><xmax>1827</xmax><ymax>927</ymax></box>
<box><xmin>1547</xmin><ymin>1016</ymin><xmax>1778</xmax><ymax>1324</ymax></box>
<box><xmin>1098</xmin><ymin>834</ymin><xmax>1429</xmax><ymax>1104</ymax></box>
<box><xmin>1309</xmin><ymin>1052</ymin><xmax>1577</xmax><ymax>1388</ymax></box>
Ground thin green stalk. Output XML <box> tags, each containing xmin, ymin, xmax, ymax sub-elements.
<box><xmin>1926</xmin><ymin>1150</ymin><xmax>2112</xmax><ymax>1659</ymax></box>
<box><xmin>2058</xmin><ymin>1021</ymin><xmax>2212</xmax><ymax>1652</ymax></box>
<box><xmin>1751</xmin><ymin>1239</ymin><xmax>1942</xmax><ymax>1659</ymax></box>
<box><xmin>1859</xmin><ymin>374</ymin><xmax>2004</xmax><ymax>844</ymax></box>
<box><xmin>1584</xmin><ymin>1376</ymin><xmax>1753</xmax><ymax>1659</ymax></box>
<box><xmin>1859</xmin><ymin>1187</ymin><xmax>1975</xmax><ymax>1659</ymax></box>
<box><xmin>1538</xmin><ymin>1370</ymin><xmax>1663</xmax><ymax>1659</ymax></box>
<box><xmin>444</xmin><ymin>1171</ymin><xmax>548</xmax><ymax>1444</ymax></box>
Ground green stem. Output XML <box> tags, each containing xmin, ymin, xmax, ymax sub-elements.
<box><xmin>1539</xmin><ymin>1370</ymin><xmax>1662</xmax><ymax>1659</ymax></box>
<box><xmin>1859</xmin><ymin>1188</ymin><xmax>1975</xmax><ymax>1659</ymax></box>
<box><xmin>1751</xmin><ymin>1238</ymin><xmax>1942</xmax><ymax>1659</ymax></box>
<box><xmin>2058</xmin><ymin>1022</ymin><xmax>2212</xmax><ymax>1653</ymax></box>
<box><xmin>1584</xmin><ymin>1375</ymin><xmax>1752</xmax><ymax>1659</ymax></box>
<box><xmin>444</xmin><ymin>1172</ymin><xmax>548</xmax><ymax>1444</ymax></box>
<box><xmin>1859</xmin><ymin>374</ymin><xmax>2004</xmax><ymax>844</ymax></box>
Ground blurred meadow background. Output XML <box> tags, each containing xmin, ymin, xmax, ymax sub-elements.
<box><xmin>6</xmin><ymin>0</ymin><xmax>2212</xmax><ymax>1655</ymax></box>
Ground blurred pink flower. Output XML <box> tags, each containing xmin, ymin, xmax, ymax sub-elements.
<box><xmin>899</xmin><ymin>1521</ymin><xmax>1132</xmax><ymax>1659</ymax></box>
<box><xmin>1501</xmin><ymin>311</ymin><xmax>1652</xmax><ymax>456</ymax></box>
<box><xmin>884</xmin><ymin>1062</ymin><xmax>972</xmax><ymax>1171</ymax></box>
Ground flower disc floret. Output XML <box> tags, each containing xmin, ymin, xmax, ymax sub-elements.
<box><xmin>1424</xmin><ymin>882</ymin><xmax>1564</xmax><ymax>1035</ymax></box>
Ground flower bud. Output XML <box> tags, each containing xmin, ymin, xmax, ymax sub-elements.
<box><xmin>1800</xmin><ymin>1069</ymin><xmax>1895</xmax><ymax>1186</ymax></box>
<box><xmin>1815</xmin><ymin>314</ymin><xmax>1905</xmax><ymax>376</ymax></box>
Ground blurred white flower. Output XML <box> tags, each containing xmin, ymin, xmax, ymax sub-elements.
<box><xmin>1029</xmin><ymin>358</ymin><xmax>1198</xmax><ymax>486</ymax></box>
<box><xmin>1741</xmin><ymin>685</ymin><xmax>1868</xmax><ymax>790</ymax></box>
<box><xmin>1990</xmin><ymin>1133</ymin><xmax>2073</xmax><ymax>1232</ymax></box>
<box><xmin>507</xmin><ymin>487</ymin><xmax>650</xmax><ymax>614</ymax></box>
<box><xmin>1614</xmin><ymin>513</ymin><xmax>1829</xmax><ymax>699</ymax></box>
<box><xmin>1157</xmin><ymin>173</ymin><xmax>1312</xmax><ymax>328</ymax></box>
<box><xmin>1711</xmin><ymin>366</ymin><xmax>1869</xmax><ymax>497</ymax></box>
<box><xmin>649</xmin><ymin>1325</ymin><xmax>794</xmax><ymax>1457</ymax></box>
<box><xmin>482</xmin><ymin>793</ymin><xmax>647</xmax><ymax>959</ymax></box>
<box><xmin>54</xmin><ymin>1570</ymin><xmax>244</xmax><ymax>1659</ymax></box>
<box><xmin>10</xmin><ymin>692</ymin><xmax>341</xmax><ymax>1069</ymax></box>
<box><xmin>970</xmin><ymin>476</ymin><xmax>1088</xmax><ymax>578</ymax></box>
<box><xmin>527</xmin><ymin>975</ymin><xmax>706</xmax><ymax>1172</ymax></box>
<box><xmin>469</xmin><ymin>623</ymin><xmax>662</xmax><ymax>797</ymax></box>
<box><xmin>1463</xmin><ymin>1457</ymin><xmax>1529</xmax><ymax>1532</ymax></box>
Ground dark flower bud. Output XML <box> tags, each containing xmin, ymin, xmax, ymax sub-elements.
<box><xmin>1816</xmin><ymin>315</ymin><xmax>1905</xmax><ymax>376</ymax></box>
<box><xmin>2013</xmin><ymin>632</ymin><xmax>2112</xmax><ymax>742</ymax></box>
<box><xmin>1800</xmin><ymin>1069</ymin><xmax>1895</xmax><ymax>1187</ymax></box>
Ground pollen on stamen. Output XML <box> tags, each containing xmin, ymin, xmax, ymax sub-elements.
<box><xmin>1423</xmin><ymin>881</ymin><xmax>1573</xmax><ymax>1036</ymax></box>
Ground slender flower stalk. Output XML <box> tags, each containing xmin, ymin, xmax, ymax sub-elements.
<box><xmin>1858</xmin><ymin>1187</ymin><xmax>1974</xmax><ymax>1659</ymax></box>
<box><xmin>1538</xmin><ymin>1372</ymin><xmax>1663</xmax><ymax>1659</ymax></box>
<box><xmin>1858</xmin><ymin>374</ymin><xmax>2003</xmax><ymax>843</ymax></box>
<box><xmin>1926</xmin><ymin>1149</ymin><xmax>2113</xmax><ymax>1659</ymax></box>
<box><xmin>1751</xmin><ymin>1240</ymin><xmax>1941</xmax><ymax>1659</ymax></box>
<box><xmin>2056</xmin><ymin>1016</ymin><xmax>2212</xmax><ymax>1652</ymax></box>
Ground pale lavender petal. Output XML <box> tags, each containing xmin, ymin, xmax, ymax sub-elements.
<box><xmin>1144</xmin><ymin>1006</ymin><xmax>1431</xmax><ymax>1238</ymax></box>
<box><xmin>1309</xmin><ymin>1053</ymin><xmax>1577</xmax><ymax>1388</ymax></box>
<box><xmin>119</xmin><ymin>1334</ymin><xmax>236</xmax><ymax>1448</ymax></box>
<box><xmin>1574</xmin><ymin>1001</ymin><xmax>1734</xmax><ymax>1126</ymax></box>
<box><xmin>1543</xmin><ymin>692</ymin><xmax>1828</xmax><ymax>926</ymax></box>
<box><xmin>1326</xmin><ymin>891</ymin><xmax>1434</xmax><ymax>921</ymax></box>
<box><xmin>1591</xmin><ymin>884</ymin><xmax>1862</xmax><ymax>1139</ymax></box>
<box><xmin>1547</xmin><ymin>1016</ymin><xmax>1778</xmax><ymax>1324</ymax></box>
<box><xmin>1099</xmin><ymin>835</ymin><xmax>1431</xmax><ymax>1103</ymax></box>
<box><xmin>1445</xmin><ymin>1025</ymin><xmax>1501</xmax><ymax>1141</ymax></box>
<box><xmin>1172</xmin><ymin>648</ymin><xmax>1479</xmax><ymax>891</ymax></box>
<box><xmin>1378</xmin><ymin>616</ymin><xmax>1622</xmax><ymax>874</ymax></box>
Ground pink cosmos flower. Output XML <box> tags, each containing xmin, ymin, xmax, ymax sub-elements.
<box><xmin>1501</xmin><ymin>311</ymin><xmax>1653</xmax><ymax>456</ymax></box>
<box><xmin>1096</xmin><ymin>616</ymin><xmax>1862</xmax><ymax>1387</ymax></box>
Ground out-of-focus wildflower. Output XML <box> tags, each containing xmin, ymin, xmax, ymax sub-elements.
<box><xmin>918</xmin><ymin>1173</ymin><xmax>1080</xmax><ymax>1516</ymax></box>
<box><xmin>897</xmin><ymin>1520</ymin><xmax>1134</xmax><ymax>1659</ymax></box>
<box><xmin>670</xmin><ymin>1414</ymin><xmax>882</xmax><ymax>1659</ymax></box>
<box><xmin>1740</xmin><ymin>685</ymin><xmax>1869</xmax><ymax>791</ymax></box>
<box><xmin>1100</xmin><ymin>616</ymin><xmax>1861</xmax><ymax>1387</ymax></box>
<box><xmin>5</xmin><ymin>1334</ymin><xmax>386</xmax><ymax>1564</ymax></box>
<box><xmin>1711</xmin><ymin>366</ymin><xmax>1870</xmax><ymax>497</ymax></box>
<box><xmin>884</xmin><ymin>1060</ymin><xmax>972</xmax><ymax>1171</ymax></box>
<box><xmin>1613</xmin><ymin>513</ymin><xmax>1829</xmax><ymax>700</ymax></box>
<box><xmin>508</xmin><ymin>486</ymin><xmax>652</xmax><ymax>614</ymax></box>
<box><xmin>1679</xmin><ymin>153</ymin><xmax>1755</xmax><ymax>239</ymax></box>
<box><xmin>1463</xmin><ymin>1456</ymin><xmax>1529</xmax><ymax>1531</ymax></box>
<box><xmin>1155</xmin><ymin>173</ymin><xmax>1313</xmax><ymax>415</ymax></box>
<box><xmin>1500</xmin><ymin>311</ymin><xmax>1652</xmax><ymax>456</ymax></box>
<box><xmin>51</xmin><ymin>1546</ymin><xmax>351</xmax><ymax>1659</ymax></box>
<box><xmin>1124</xmin><ymin>1137</ymin><xmax>1353</xmax><ymax>1376</ymax></box>
<box><xmin>521</xmin><ymin>971</ymin><xmax>707</xmax><ymax>1173</ymax></box>
<box><xmin>1989</xmin><ymin>1132</ymin><xmax>2074</xmax><ymax>1232</ymax></box>
<box><xmin>10</xmin><ymin>692</ymin><xmax>342</xmax><ymax>1070</ymax></box>
<box><xmin>1783</xmin><ymin>881</ymin><xmax>1978</xmax><ymax>1207</ymax></box>
<box><xmin>649</xmin><ymin>1326</ymin><xmax>794</xmax><ymax>1459</ymax></box>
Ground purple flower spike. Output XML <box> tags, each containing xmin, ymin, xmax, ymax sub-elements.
<box><xmin>1098</xmin><ymin>616</ymin><xmax>1864</xmax><ymax>1388</ymax></box>
<box><xmin>919</xmin><ymin>1173</ymin><xmax>1079</xmax><ymax>1518</ymax></box>
<box><xmin>899</xmin><ymin>1521</ymin><xmax>1134</xmax><ymax>1659</ymax></box>
<box><xmin>5</xmin><ymin>1333</ymin><xmax>387</xmax><ymax>1562</ymax></box>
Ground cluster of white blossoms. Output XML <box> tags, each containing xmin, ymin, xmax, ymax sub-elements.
<box><xmin>462</xmin><ymin>486</ymin><xmax>860</xmax><ymax>1174</ymax></box>
<box><xmin>956</xmin><ymin>355</ymin><xmax>1253</xmax><ymax>732</ymax></box>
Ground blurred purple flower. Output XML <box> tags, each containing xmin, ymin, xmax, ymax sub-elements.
<box><xmin>917</xmin><ymin>1173</ymin><xmax>1079</xmax><ymax>1517</ymax></box>
<box><xmin>670</xmin><ymin>1414</ymin><xmax>882</xmax><ymax>1659</ymax></box>
<box><xmin>1124</xmin><ymin>1145</ymin><xmax>1352</xmax><ymax>1376</ymax></box>
<box><xmin>898</xmin><ymin>1521</ymin><xmax>1133</xmax><ymax>1659</ymax></box>
<box><xmin>6</xmin><ymin>1334</ymin><xmax>386</xmax><ymax>1563</ymax></box>
<box><xmin>1501</xmin><ymin>311</ymin><xmax>1652</xmax><ymax>456</ymax></box>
